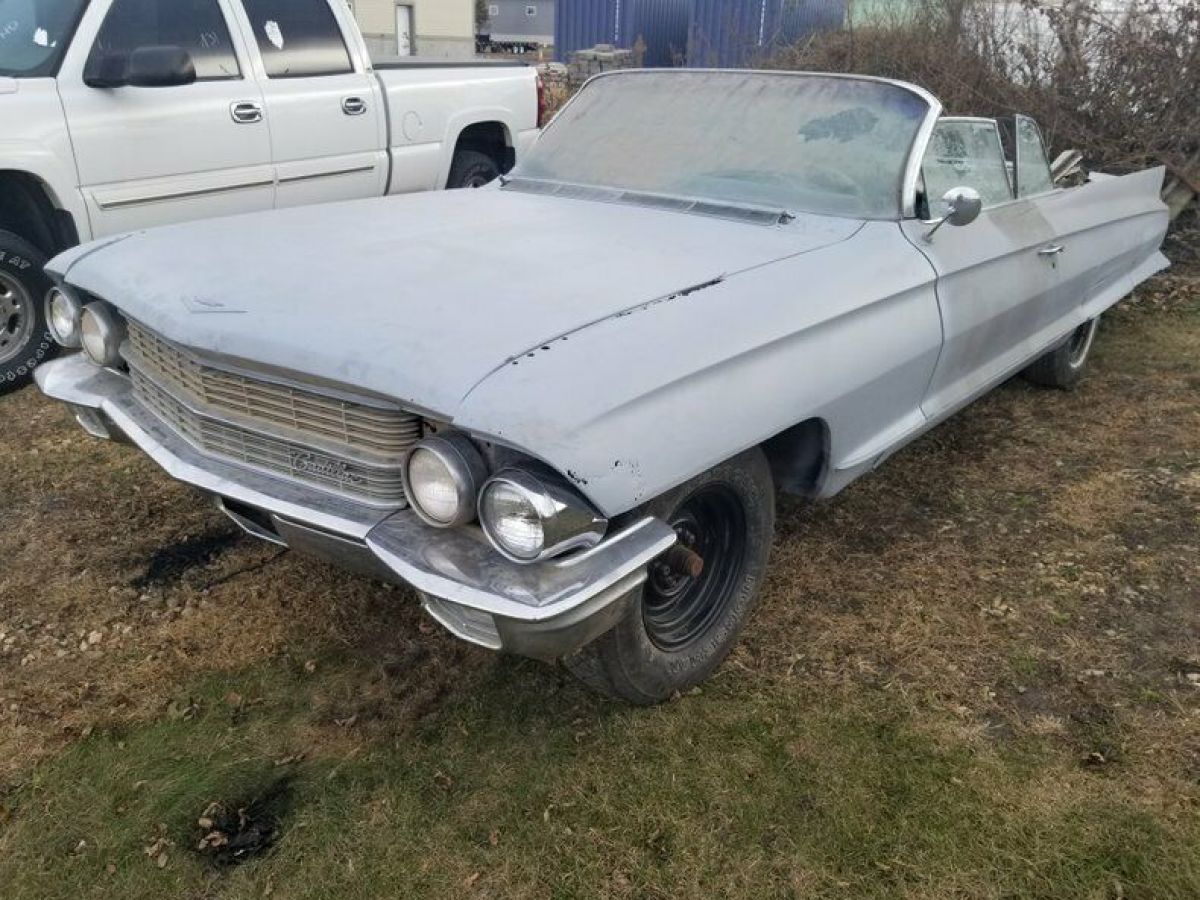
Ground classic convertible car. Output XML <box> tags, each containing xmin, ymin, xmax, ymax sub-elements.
<box><xmin>35</xmin><ymin>71</ymin><xmax>1168</xmax><ymax>703</ymax></box>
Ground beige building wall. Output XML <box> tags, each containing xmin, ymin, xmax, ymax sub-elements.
<box><xmin>346</xmin><ymin>0</ymin><xmax>477</xmax><ymax>59</ymax></box>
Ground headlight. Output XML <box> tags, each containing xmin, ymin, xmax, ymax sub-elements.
<box><xmin>402</xmin><ymin>432</ymin><xmax>488</xmax><ymax>527</ymax></box>
<box><xmin>80</xmin><ymin>302</ymin><xmax>126</xmax><ymax>367</ymax></box>
<box><xmin>479</xmin><ymin>467</ymin><xmax>607</xmax><ymax>563</ymax></box>
<box><xmin>46</xmin><ymin>287</ymin><xmax>83</xmax><ymax>348</ymax></box>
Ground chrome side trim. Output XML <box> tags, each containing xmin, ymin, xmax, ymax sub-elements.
<box><xmin>95</xmin><ymin>178</ymin><xmax>275</xmax><ymax>210</ymax></box>
<box><xmin>900</xmin><ymin>90</ymin><xmax>944</xmax><ymax>219</ymax></box>
<box><xmin>278</xmin><ymin>164</ymin><xmax>377</xmax><ymax>185</ymax></box>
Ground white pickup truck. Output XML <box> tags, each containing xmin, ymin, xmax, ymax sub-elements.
<box><xmin>0</xmin><ymin>0</ymin><xmax>541</xmax><ymax>391</ymax></box>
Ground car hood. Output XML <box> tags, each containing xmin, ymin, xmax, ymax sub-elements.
<box><xmin>52</xmin><ymin>187</ymin><xmax>860</xmax><ymax>417</ymax></box>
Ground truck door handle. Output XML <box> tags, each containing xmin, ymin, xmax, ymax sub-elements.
<box><xmin>1037</xmin><ymin>244</ymin><xmax>1065</xmax><ymax>257</ymax></box>
<box><xmin>230</xmin><ymin>101</ymin><xmax>263</xmax><ymax>124</ymax></box>
<box><xmin>342</xmin><ymin>96</ymin><xmax>367</xmax><ymax>116</ymax></box>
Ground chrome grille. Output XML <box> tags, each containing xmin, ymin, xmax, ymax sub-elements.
<box><xmin>126</xmin><ymin>322</ymin><xmax>420</xmax><ymax>457</ymax></box>
<box><xmin>124</xmin><ymin>322</ymin><xmax>419</xmax><ymax>506</ymax></box>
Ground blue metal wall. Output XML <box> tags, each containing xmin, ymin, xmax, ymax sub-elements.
<box><xmin>556</xmin><ymin>0</ymin><xmax>845</xmax><ymax>67</ymax></box>
<box><xmin>555</xmin><ymin>0</ymin><xmax>625</xmax><ymax>61</ymax></box>
<box><xmin>628</xmin><ymin>0</ymin><xmax>692</xmax><ymax>66</ymax></box>
<box><xmin>688</xmin><ymin>0</ymin><xmax>846</xmax><ymax>66</ymax></box>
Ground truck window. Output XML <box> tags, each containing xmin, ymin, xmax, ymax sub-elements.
<box><xmin>87</xmin><ymin>0</ymin><xmax>241</xmax><ymax>81</ymax></box>
<box><xmin>0</xmin><ymin>0</ymin><xmax>86</xmax><ymax>77</ymax></box>
<box><xmin>240</xmin><ymin>0</ymin><xmax>354</xmax><ymax>79</ymax></box>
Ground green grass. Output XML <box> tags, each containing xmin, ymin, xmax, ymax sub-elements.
<box><xmin>3</xmin><ymin>654</ymin><xmax>1198</xmax><ymax>900</ymax></box>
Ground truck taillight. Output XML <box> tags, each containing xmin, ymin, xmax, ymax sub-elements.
<box><xmin>537</xmin><ymin>74</ymin><xmax>546</xmax><ymax>129</ymax></box>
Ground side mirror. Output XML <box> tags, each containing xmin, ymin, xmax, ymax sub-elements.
<box><xmin>127</xmin><ymin>45</ymin><xmax>196</xmax><ymax>87</ymax></box>
<box><xmin>84</xmin><ymin>46</ymin><xmax>196</xmax><ymax>89</ymax></box>
<box><xmin>923</xmin><ymin>186</ymin><xmax>983</xmax><ymax>242</ymax></box>
<box><xmin>83</xmin><ymin>52</ymin><xmax>130</xmax><ymax>89</ymax></box>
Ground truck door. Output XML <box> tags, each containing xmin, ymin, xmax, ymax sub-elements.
<box><xmin>232</xmin><ymin>0</ymin><xmax>387</xmax><ymax>209</ymax></box>
<box><xmin>57</xmin><ymin>0</ymin><xmax>275</xmax><ymax>238</ymax></box>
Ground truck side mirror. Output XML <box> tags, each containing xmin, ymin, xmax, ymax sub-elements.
<box><xmin>83</xmin><ymin>52</ymin><xmax>131</xmax><ymax>89</ymax></box>
<box><xmin>126</xmin><ymin>46</ymin><xmax>197</xmax><ymax>88</ymax></box>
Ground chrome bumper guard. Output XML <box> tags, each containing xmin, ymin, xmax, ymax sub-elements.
<box><xmin>35</xmin><ymin>355</ymin><xmax>677</xmax><ymax>660</ymax></box>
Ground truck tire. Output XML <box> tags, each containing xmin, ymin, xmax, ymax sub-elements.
<box><xmin>565</xmin><ymin>448</ymin><xmax>776</xmax><ymax>704</ymax></box>
<box><xmin>1022</xmin><ymin>317</ymin><xmax>1100</xmax><ymax>390</ymax></box>
<box><xmin>0</xmin><ymin>230</ymin><xmax>57</xmax><ymax>395</ymax></box>
<box><xmin>447</xmin><ymin>149</ymin><xmax>501</xmax><ymax>189</ymax></box>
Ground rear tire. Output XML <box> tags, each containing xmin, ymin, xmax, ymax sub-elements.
<box><xmin>565</xmin><ymin>448</ymin><xmax>775</xmax><ymax>705</ymax></box>
<box><xmin>0</xmin><ymin>230</ymin><xmax>57</xmax><ymax>395</ymax></box>
<box><xmin>447</xmin><ymin>149</ymin><xmax>501</xmax><ymax>189</ymax></box>
<box><xmin>1022</xmin><ymin>317</ymin><xmax>1100</xmax><ymax>390</ymax></box>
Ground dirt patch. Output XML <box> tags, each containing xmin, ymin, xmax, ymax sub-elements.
<box><xmin>193</xmin><ymin>776</ymin><xmax>295</xmax><ymax>867</ymax></box>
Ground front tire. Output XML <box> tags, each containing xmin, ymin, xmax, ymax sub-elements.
<box><xmin>0</xmin><ymin>230</ymin><xmax>57</xmax><ymax>395</ymax></box>
<box><xmin>447</xmin><ymin>149</ymin><xmax>501</xmax><ymax>189</ymax></box>
<box><xmin>565</xmin><ymin>448</ymin><xmax>775</xmax><ymax>704</ymax></box>
<box><xmin>1022</xmin><ymin>317</ymin><xmax>1100</xmax><ymax>390</ymax></box>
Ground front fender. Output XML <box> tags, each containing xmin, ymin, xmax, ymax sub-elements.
<box><xmin>0</xmin><ymin>80</ymin><xmax>90</xmax><ymax>241</ymax></box>
<box><xmin>456</xmin><ymin>222</ymin><xmax>944</xmax><ymax>517</ymax></box>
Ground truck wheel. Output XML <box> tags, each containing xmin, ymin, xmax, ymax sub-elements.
<box><xmin>447</xmin><ymin>149</ymin><xmax>501</xmax><ymax>189</ymax></box>
<box><xmin>1022</xmin><ymin>317</ymin><xmax>1100</xmax><ymax>390</ymax></box>
<box><xmin>0</xmin><ymin>230</ymin><xmax>57</xmax><ymax>395</ymax></box>
<box><xmin>565</xmin><ymin>448</ymin><xmax>775</xmax><ymax>704</ymax></box>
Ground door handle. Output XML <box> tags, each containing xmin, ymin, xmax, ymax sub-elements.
<box><xmin>342</xmin><ymin>96</ymin><xmax>367</xmax><ymax>116</ymax></box>
<box><xmin>1037</xmin><ymin>244</ymin><xmax>1065</xmax><ymax>257</ymax></box>
<box><xmin>230</xmin><ymin>101</ymin><xmax>263</xmax><ymax>124</ymax></box>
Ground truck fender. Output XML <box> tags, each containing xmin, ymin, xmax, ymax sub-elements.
<box><xmin>0</xmin><ymin>145</ymin><xmax>91</xmax><ymax>250</ymax></box>
<box><xmin>437</xmin><ymin>109</ymin><xmax>520</xmax><ymax>188</ymax></box>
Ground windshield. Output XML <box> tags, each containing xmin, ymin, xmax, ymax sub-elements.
<box><xmin>0</xmin><ymin>0</ymin><xmax>86</xmax><ymax>77</ymax></box>
<box><xmin>513</xmin><ymin>71</ymin><xmax>933</xmax><ymax>220</ymax></box>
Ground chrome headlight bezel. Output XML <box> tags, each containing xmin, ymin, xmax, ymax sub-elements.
<box><xmin>401</xmin><ymin>432</ymin><xmax>488</xmax><ymax>528</ymax></box>
<box><xmin>80</xmin><ymin>301</ymin><xmax>126</xmax><ymax>368</ymax></box>
<box><xmin>46</xmin><ymin>286</ymin><xmax>84</xmax><ymax>349</ymax></box>
<box><xmin>478</xmin><ymin>466</ymin><xmax>608</xmax><ymax>564</ymax></box>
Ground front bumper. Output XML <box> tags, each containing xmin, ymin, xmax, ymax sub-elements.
<box><xmin>35</xmin><ymin>354</ymin><xmax>676</xmax><ymax>660</ymax></box>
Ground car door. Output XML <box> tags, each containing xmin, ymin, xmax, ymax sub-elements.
<box><xmin>1011</xmin><ymin>114</ymin><xmax>1142</xmax><ymax>329</ymax></box>
<box><xmin>232</xmin><ymin>0</ymin><xmax>387</xmax><ymax>208</ymax></box>
<box><xmin>57</xmin><ymin>0</ymin><xmax>274</xmax><ymax>238</ymax></box>
<box><xmin>902</xmin><ymin>117</ymin><xmax>1060</xmax><ymax>421</ymax></box>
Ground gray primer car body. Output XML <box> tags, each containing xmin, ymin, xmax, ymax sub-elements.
<box><xmin>47</xmin><ymin>169</ymin><xmax>1167</xmax><ymax>516</ymax></box>
<box><xmin>37</xmin><ymin>70</ymin><xmax>1170</xmax><ymax>669</ymax></box>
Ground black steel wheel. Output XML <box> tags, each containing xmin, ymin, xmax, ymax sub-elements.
<box><xmin>565</xmin><ymin>448</ymin><xmax>775</xmax><ymax>705</ymax></box>
<box><xmin>643</xmin><ymin>485</ymin><xmax>748</xmax><ymax>651</ymax></box>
